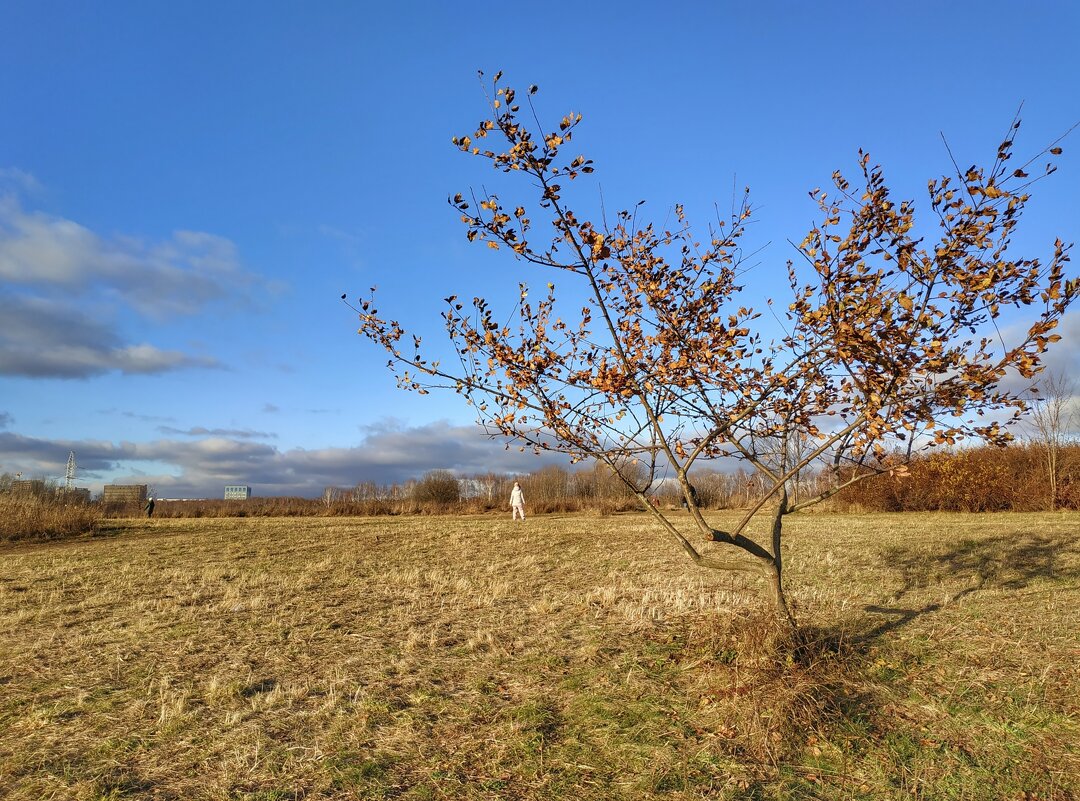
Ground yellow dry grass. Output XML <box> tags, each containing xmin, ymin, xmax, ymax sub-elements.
<box><xmin>1</xmin><ymin>511</ymin><xmax>1077</xmax><ymax>800</ymax></box>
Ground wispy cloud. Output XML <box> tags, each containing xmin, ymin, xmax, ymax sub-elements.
<box><xmin>120</xmin><ymin>411</ymin><xmax>177</xmax><ymax>423</ymax></box>
<box><xmin>0</xmin><ymin>411</ymin><xmax>12</xmax><ymax>429</ymax></box>
<box><xmin>96</xmin><ymin>409</ymin><xmax>177</xmax><ymax>423</ymax></box>
<box><xmin>315</xmin><ymin>223</ymin><xmax>364</xmax><ymax>247</ymax></box>
<box><xmin>0</xmin><ymin>168</ymin><xmax>43</xmax><ymax>195</ymax></box>
<box><xmin>157</xmin><ymin>426</ymin><xmax>277</xmax><ymax>439</ymax></box>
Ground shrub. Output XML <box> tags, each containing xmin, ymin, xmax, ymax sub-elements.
<box><xmin>411</xmin><ymin>470</ymin><xmax>461</xmax><ymax>510</ymax></box>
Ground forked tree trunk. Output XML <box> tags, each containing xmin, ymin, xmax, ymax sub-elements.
<box><xmin>642</xmin><ymin>487</ymin><xmax>797</xmax><ymax>628</ymax></box>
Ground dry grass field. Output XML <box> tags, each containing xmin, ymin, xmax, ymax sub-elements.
<box><xmin>1</xmin><ymin>511</ymin><xmax>1077</xmax><ymax>800</ymax></box>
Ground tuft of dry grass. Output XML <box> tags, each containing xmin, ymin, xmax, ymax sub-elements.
<box><xmin>0</xmin><ymin>511</ymin><xmax>1077</xmax><ymax>799</ymax></box>
<box><xmin>0</xmin><ymin>496</ymin><xmax>102</xmax><ymax>542</ymax></box>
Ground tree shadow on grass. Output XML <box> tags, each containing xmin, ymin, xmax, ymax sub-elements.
<box><xmin>854</xmin><ymin>530</ymin><xmax>1080</xmax><ymax>645</ymax></box>
<box><xmin>691</xmin><ymin>530</ymin><xmax>1080</xmax><ymax>796</ymax></box>
<box><xmin>90</xmin><ymin>524</ymin><xmax>129</xmax><ymax>539</ymax></box>
<box><xmin>885</xmin><ymin>530</ymin><xmax>1079</xmax><ymax>595</ymax></box>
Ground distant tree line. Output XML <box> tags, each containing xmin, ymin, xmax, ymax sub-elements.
<box><xmin>107</xmin><ymin>442</ymin><xmax>1080</xmax><ymax>519</ymax></box>
<box><xmin>3</xmin><ymin>439</ymin><xmax>1075</xmax><ymax>532</ymax></box>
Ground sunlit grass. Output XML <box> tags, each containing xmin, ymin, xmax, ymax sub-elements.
<box><xmin>1</xmin><ymin>511</ymin><xmax>1077</xmax><ymax>799</ymax></box>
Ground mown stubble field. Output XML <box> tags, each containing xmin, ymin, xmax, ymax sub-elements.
<box><xmin>1</xmin><ymin>511</ymin><xmax>1077</xmax><ymax>800</ymax></box>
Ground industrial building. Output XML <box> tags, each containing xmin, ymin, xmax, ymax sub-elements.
<box><xmin>10</xmin><ymin>479</ymin><xmax>48</xmax><ymax>497</ymax></box>
<box><xmin>224</xmin><ymin>485</ymin><xmax>251</xmax><ymax>500</ymax></box>
<box><xmin>56</xmin><ymin>487</ymin><xmax>92</xmax><ymax>503</ymax></box>
<box><xmin>102</xmin><ymin>484</ymin><xmax>148</xmax><ymax>506</ymax></box>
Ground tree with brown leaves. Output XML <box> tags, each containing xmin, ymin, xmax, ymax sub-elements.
<box><xmin>351</xmin><ymin>72</ymin><xmax>1076</xmax><ymax>624</ymax></box>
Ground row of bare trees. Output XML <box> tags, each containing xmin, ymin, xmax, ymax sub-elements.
<box><xmin>132</xmin><ymin>438</ymin><xmax>1077</xmax><ymax>519</ymax></box>
<box><xmin>317</xmin><ymin>462</ymin><xmax>645</xmax><ymax>516</ymax></box>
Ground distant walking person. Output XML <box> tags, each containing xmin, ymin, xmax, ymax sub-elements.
<box><xmin>145</xmin><ymin>497</ymin><xmax>155</xmax><ymax>518</ymax></box>
<box><xmin>510</xmin><ymin>482</ymin><xmax>526</xmax><ymax>521</ymax></box>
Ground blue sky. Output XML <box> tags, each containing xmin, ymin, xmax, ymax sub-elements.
<box><xmin>1</xmin><ymin>1</ymin><xmax>1077</xmax><ymax>498</ymax></box>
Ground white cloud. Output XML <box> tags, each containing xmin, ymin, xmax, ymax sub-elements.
<box><xmin>0</xmin><ymin>195</ymin><xmax>266</xmax><ymax>320</ymax></box>
<box><xmin>0</xmin><ymin>174</ymin><xmax>267</xmax><ymax>379</ymax></box>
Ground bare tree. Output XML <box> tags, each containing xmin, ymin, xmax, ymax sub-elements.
<box><xmin>322</xmin><ymin>486</ymin><xmax>341</xmax><ymax>511</ymax></box>
<box><xmin>352</xmin><ymin>73</ymin><xmax>1076</xmax><ymax>625</ymax></box>
<box><xmin>1027</xmin><ymin>371</ymin><xmax>1078</xmax><ymax>509</ymax></box>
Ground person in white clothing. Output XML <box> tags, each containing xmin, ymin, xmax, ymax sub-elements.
<box><xmin>510</xmin><ymin>481</ymin><xmax>526</xmax><ymax>521</ymax></box>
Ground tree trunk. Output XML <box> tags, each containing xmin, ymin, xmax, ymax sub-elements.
<box><xmin>767</xmin><ymin>490</ymin><xmax>795</xmax><ymax>628</ymax></box>
<box><xmin>764</xmin><ymin>558</ymin><xmax>796</xmax><ymax>628</ymax></box>
<box><xmin>1046</xmin><ymin>445</ymin><xmax>1059</xmax><ymax>511</ymax></box>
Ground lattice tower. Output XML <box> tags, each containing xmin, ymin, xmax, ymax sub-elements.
<box><xmin>65</xmin><ymin>451</ymin><xmax>76</xmax><ymax>491</ymax></box>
